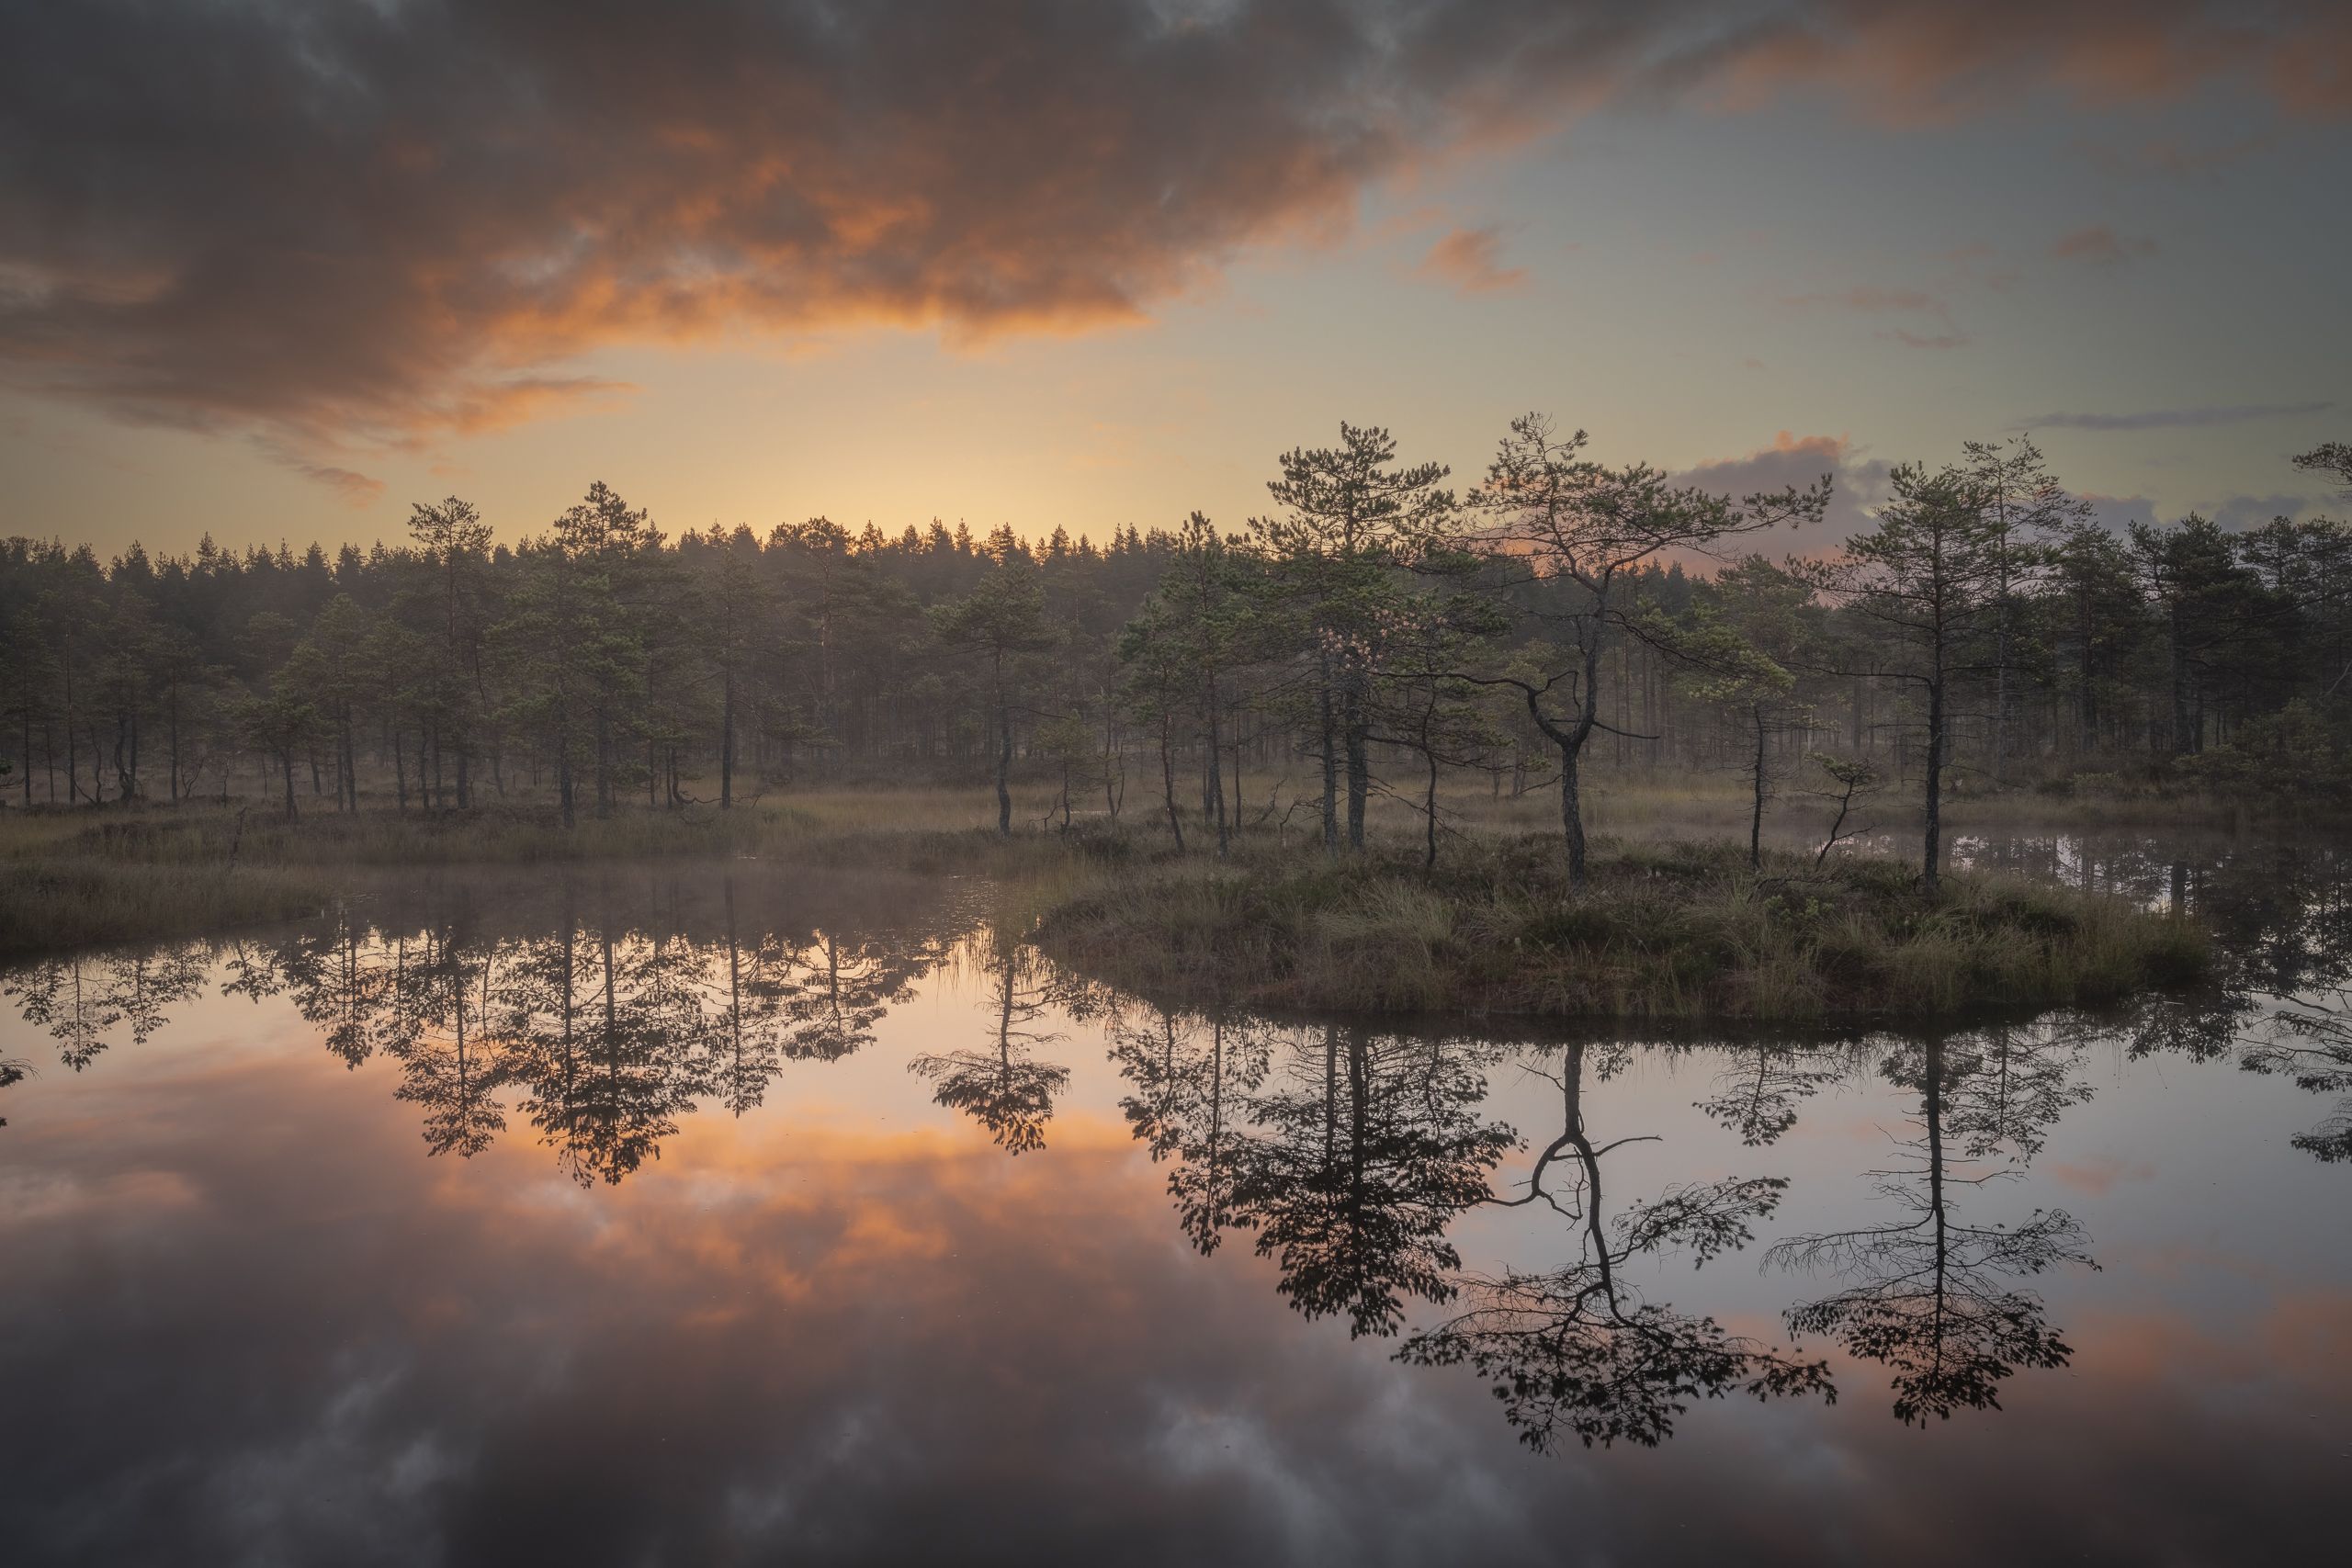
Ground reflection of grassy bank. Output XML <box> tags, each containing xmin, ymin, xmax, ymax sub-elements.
<box><xmin>1032</xmin><ymin>837</ymin><xmax>2210</xmax><ymax>1021</ymax></box>
<box><xmin>0</xmin><ymin>793</ymin><xmax>1069</xmax><ymax>956</ymax></box>
<box><xmin>1</xmin><ymin>860</ymin><xmax>336</xmax><ymax>957</ymax></box>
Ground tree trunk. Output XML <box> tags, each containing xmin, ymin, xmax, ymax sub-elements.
<box><xmin>1343</xmin><ymin>680</ymin><xmax>1368</xmax><ymax>851</ymax></box>
<box><xmin>720</xmin><ymin>664</ymin><xmax>735</xmax><ymax>808</ymax></box>
<box><xmin>1229</xmin><ymin>706</ymin><xmax>1242</xmax><ymax>849</ymax></box>
<box><xmin>1749</xmin><ymin>705</ymin><xmax>1768</xmax><ymax>872</ymax></box>
<box><xmin>1206</xmin><ymin>682</ymin><xmax>1228</xmax><ymax>860</ymax></box>
<box><xmin>1923</xmin><ymin>671</ymin><xmax>1946</xmax><ymax>899</ymax></box>
<box><xmin>1159</xmin><ymin>712</ymin><xmax>1185</xmax><ymax>852</ymax></box>
<box><xmin>1559</xmin><ymin>739</ymin><xmax>1586</xmax><ymax>895</ymax></box>
<box><xmin>1993</xmin><ymin>602</ymin><xmax>2010</xmax><ymax>782</ymax></box>
<box><xmin>1527</xmin><ymin>678</ymin><xmax>1594</xmax><ymax>898</ymax></box>
<box><xmin>1317</xmin><ymin>654</ymin><xmax>1338</xmax><ymax>855</ymax></box>
<box><xmin>994</xmin><ymin>668</ymin><xmax>1013</xmax><ymax>840</ymax></box>
<box><xmin>594</xmin><ymin>710</ymin><xmax>611</xmax><ymax>815</ymax></box>
<box><xmin>1424</xmin><ymin>746</ymin><xmax>1440</xmax><ymax>872</ymax></box>
<box><xmin>2168</xmin><ymin>604</ymin><xmax>2191</xmax><ymax>753</ymax></box>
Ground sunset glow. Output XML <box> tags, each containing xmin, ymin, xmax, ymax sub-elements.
<box><xmin>4</xmin><ymin>0</ymin><xmax>2345</xmax><ymax>556</ymax></box>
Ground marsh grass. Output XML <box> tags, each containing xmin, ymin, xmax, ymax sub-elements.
<box><xmin>0</xmin><ymin>861</ymin><xmax>336</xmax><ymax>957</ymax></box>
<box><xmin>0</xmin><ymin>779</ymin><xmax>2217</xmax><ymax>996</ymax></box>
<box><xmin>1031</xmin><ymin>833</ymin><xmax>2210</xmax><ymax>1021</ymax></box>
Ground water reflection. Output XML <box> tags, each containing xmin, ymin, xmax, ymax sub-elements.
<box><xmin>1694</xmin><ymin>1042</ymin><xmax>1843</xmax><ymax>1146</ymax></box>
<box><xmin>910</xmin><ymin>934</ymin><xmax>1072</xmax><ymax>1153</ymax></box>
<box><xmin>2245</xmin><ymin>990</ymin><xmax>2352</xmax><ymax>1163</ymax></box>
<box><xmin>3</xmin><ymin>831</ymin><xmax>2346</xmax><ymax>1505</ymax></box>
<box><xmin>1114</xmin><ymin>1008</ymin><xmax>1273</xmax><ymax>1254</ymax></box>
<box><xmin>1771</xmin><ymin>1029</ymin><xmax>2098</xmax><ymax>1425</ymax></box>
<box><xmin>4</xmin><ymin>871</ymin><xmax>970</xmax><ymax>1181</ymax></box>
<box><xmin>1404</xmin><ymin>1037</ymin><xmax>1835</xmax><ymax>1451</ymax></box>
<box><xmin>8</xmin><ymin>943</ymin><xmax>209</xmax><ymax>1067</ymax></box>
<box><xmin>1096</xmin><ymin>1002</ymin><xmax>2138</xmax><ymax>1443</ymax></box>
<box><xmin>1961</xmin><ymin>833</ymin><xmax>2352</xmax><ymax>1165</ymax></box>
<box><xmin>1114</xmin><ymin>1010</ymin><xmax>1517</xmax><ymax>1337</ymax></box>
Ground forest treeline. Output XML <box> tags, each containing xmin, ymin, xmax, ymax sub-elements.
<box><xmin>5</xmin><ymin>420</ymin><xmax>2348</xmax><ymax>876</ymax></box>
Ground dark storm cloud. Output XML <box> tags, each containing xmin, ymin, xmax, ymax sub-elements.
<box><xmin>2</xmin><ymin>0</ymin><xmax>2345</xmax><ymax>472</ymax></box>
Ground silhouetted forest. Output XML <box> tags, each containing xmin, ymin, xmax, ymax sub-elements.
<box><xmin>6</xmin><ymin>424</ymin><xmax>2346</xmax><ymax>856</ymax></box>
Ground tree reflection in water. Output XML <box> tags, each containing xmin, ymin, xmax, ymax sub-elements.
<box><xmin>392</xmin><ymin>920</ymin><xmax>506</xmax><ymax>1158</ymax></box>
<box><xmin>1401</xmin><ymin>1038</ymin><xmax>1834</xmax><ymax>1450</ymax></box>
<box><xmin>1114</xmin><ymin>1009</ymin><xmax>1519</xmax><ymax>1338</ymax></box>
<box><xmin>1237</xmin><ymin>1025</ymin><xmax>1519</xmax><ymax>1337</ymax></box>
<box><xmin>701</xmin><ymin>876</ymin><xmax>794</xmax><ymax>1118</ymax></box>
<box><xmin>6</xmin><ymin>945</ymin><xmax>209</xmax><ymax>1069</ymax></box>
<box><xmin>494</xmin><ymin>888</ymin><xmax>694</xmax><ymax>1184</ymax></box>
<box><xmin>2052</xmin><ymin>837</ymin><xmax>2352</xmax><ymax>1164</ymax></box>
<box><xmin>1113</xmin><ymin>1006</ymin><xmax>1272</xmax><ymax>1254</ymax></box>
<box><xmin>910</xmin><ymin>936</ymin><xmax>1070</xmax><ymax>1154</ymax></box>
<box><xmin>2245</xmin><ymin>993</ymin><xmax>2352</xmax><ymax>1162</ymax></box>
<box><xmin>5</xmin><ymin>852</ymin><xmax>2318</xmax><ymax>1458</ymax></box>
<box><xmin>1</xmin><ymin>874</ymin><xmax>962</xmax><ymax>1181</ymax></box>
<box><xmin>1694</xmin><ymin>1042</ymin><xmax>1843</xmax><ymax>1147</ymax></box>
<box><xmin>1770</xmin><ymin>1028</ymin><xmax>2098</xmax><ymax>1426</ymax></box>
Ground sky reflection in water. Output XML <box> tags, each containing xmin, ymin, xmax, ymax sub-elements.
<box><xmin>2</xmin><ymin>845</ymin><xmax>2346</xmax><ymax>1565</ymax></box>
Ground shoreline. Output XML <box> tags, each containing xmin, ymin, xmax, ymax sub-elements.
<box><xmin>2</xmin><ymin>795</ymin><xmax>2228</xmax><ymax>1015</ymax></box>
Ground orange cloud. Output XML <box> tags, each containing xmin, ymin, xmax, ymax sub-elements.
<box><xmin>1</xmin><ymin>0</ymin><xmax>2343</xmax><ymax>490</ymax></box>
<box><xmin>1410</xmin><ymin>226</ymin><xmax>1530</xmax><ymax>296</ymax></box>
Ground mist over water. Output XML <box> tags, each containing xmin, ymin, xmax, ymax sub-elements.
<box><xmin>3</xmin><ymin>837</ymin><xmax>2346</xmax><ymax>1565</ymax></box>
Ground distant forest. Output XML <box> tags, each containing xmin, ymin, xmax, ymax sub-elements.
<box><xmin>5</xmin><ymin>421</ymin><xmax>2348</xmax><ymax>851</ymax></box>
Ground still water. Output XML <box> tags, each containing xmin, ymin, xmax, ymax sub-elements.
<box><xmin>3</xmin><ymin>841</ymin><xmax>2346</xmax><ymax>1565</ymax></box>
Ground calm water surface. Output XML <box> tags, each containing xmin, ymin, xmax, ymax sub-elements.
<box><xmin>3</xmin><ymin>840</ymin><xmax>2346</xmax><ymax>1566</ymax></box>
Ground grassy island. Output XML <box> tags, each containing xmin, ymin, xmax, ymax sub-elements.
<box><xmin>1033</xmin><ymin>835</ymin><xmax>2210</xmax><ymax>1021</ymax></box>
<box><xmin>3</xmin><ymin>788</ymin><xmax>2211</xmax><ymax>1026</ymax></box>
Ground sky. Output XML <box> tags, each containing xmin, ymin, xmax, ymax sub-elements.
<box><xmin>2</xmin><ymin>0</ymin><xmax>2347</xmax><ymax>563</ymax></box>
